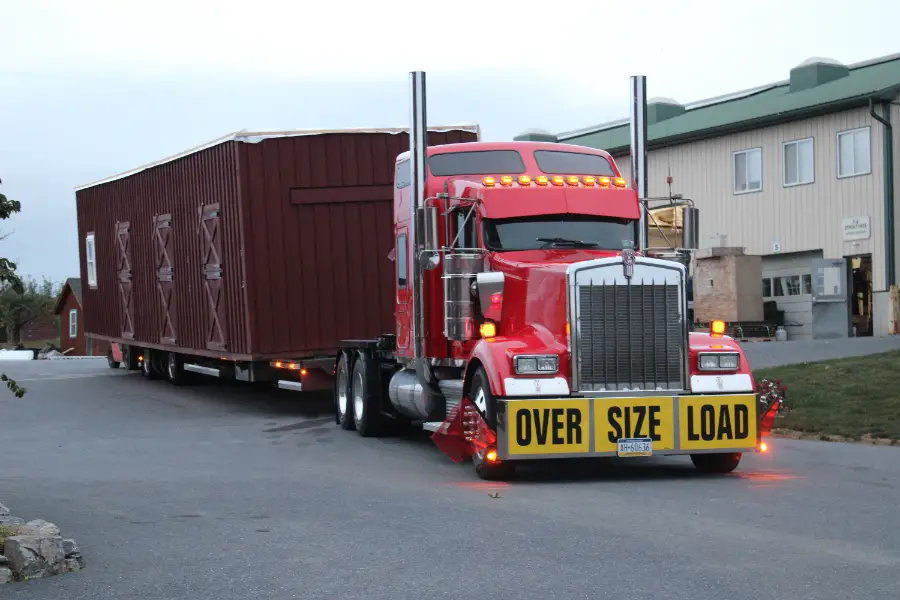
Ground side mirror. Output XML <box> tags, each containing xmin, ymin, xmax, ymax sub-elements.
<box><xmin>420</xmin><ymin>204</ymin><xmax>440</xmax><ymax>270</ymax></box>
<box><xmin>681</xmin><ymin>206</ymin><xmax>699</xmax><ymax>250</ymax></box>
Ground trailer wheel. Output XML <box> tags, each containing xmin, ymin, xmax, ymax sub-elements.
<box><xmin>469</xmin><ymin>367</ymin><xmax>515</xmax><ymax>481</ymax></box>
<box><xmin>351</xmin><ymin>351</ymin><xmax>387</xmax><ymax>438</ymax></box>
<box><xmin>335</xmin><ymin>352</ymin><xmax>355</xmax><ymax>430</ymax></box>
<box><xmin>141</xmin><ymin>349</ymin><xmax>160</xmax><ymax>380</ymax></box>
<box><xmin>165</xmin><ymin>352</ymin><xmax>187</xmax><ymax>385</ymax></box>
<box><xmin>690</xmin><ymin>452</ymin><xmax>742</xmax><ymax>474</ymax></box>
<box><xmin>123</xmin><ymin>345</ymin><xmax>140</xmax><ymax>370</ymax></box>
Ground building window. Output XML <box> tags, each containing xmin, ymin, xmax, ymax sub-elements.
<box><xmin>733</xmin><ymin>148</ymin><xmax>762</xmax><ymax>194</ymax></box>
<box><xmin>85</xmin><ymin>232</ymin><xmax>97</xmax><ymax>288</ymax></box>
<box><xmin>69</xmin><ymin>309</ymin><xmax>78</xmax><ymax>338</ymax></box>
<box><xmin>837</xmin><ymin>127</ymin><xmax>871</xmax><ymax>178</ymax></box>
<box><xmin>783</xmin><ymin>137</ymin><xmax>814</xmax><ymax>187</ymax></box>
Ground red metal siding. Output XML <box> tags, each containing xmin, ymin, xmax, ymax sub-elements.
<box><xmin>77</xmin><ymin>142</ymin><xmax>248</xmax><ymax>358</ymax></box>
<box><xmin>77</xmin><ymin>128</ymin><xmax>477</xmax><ymax>361</ymax></box>
<box><xmin>238</xmin><ymin>130</ymin><xmax>477</xmax><ymax>358</ymax></box>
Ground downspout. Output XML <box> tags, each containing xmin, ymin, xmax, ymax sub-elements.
<box><xmin>869</xmin><ymin>98</ymin><xmax>894</xmax><ymax>287</ymax></box>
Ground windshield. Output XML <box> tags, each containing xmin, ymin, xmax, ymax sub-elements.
<box><xmin>482</xmin><ymin>214</ymin><xmax>635</xmax><ymax>251</ymax></box>
<box><xmin>533</xmin><ymin>150</ymin><xmax>617</xmax><ymax>176</ymax></box>
<box><xmin>429</xmin><ymin>150</ymin><xmax>526</xmax><ymax>176</ymax></box>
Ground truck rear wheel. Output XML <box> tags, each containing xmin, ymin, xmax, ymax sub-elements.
<box><xmin>335</xmin><ymin>352</ymin><xmax>355</xmax><ymax>430</ymax></box>
<box><xmin>690</xmin><ymin>452</ymin><xmax>742</xmax><ymax>474</ymax></box>
<box><xmin>351</xmin><ymin>352</ymin><xmax>387</xmax><ymax>437</ymax></box>
<box><xmin>165</xmin><ymin>352</ymin><xmax>187</xmax><ymax>385</ymax></box>
<box><xmin>141</xmin><ymin>349</ymin><xmax>160</xmax><ymax>380</ymax></box>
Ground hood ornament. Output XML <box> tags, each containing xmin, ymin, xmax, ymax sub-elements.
<box><xmin>622</xmin><ymin>248</ymin><xmax>635</xmax><ymax>280</ymax></box>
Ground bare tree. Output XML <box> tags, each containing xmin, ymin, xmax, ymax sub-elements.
<box><xmin>0</xmin><ymin>176</ymin><xmax>26</xmax><ymax>397</ymax></box>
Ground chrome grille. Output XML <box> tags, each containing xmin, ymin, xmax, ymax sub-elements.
<box><xmin>575</xmin><ymin>282</ymin><xmax>684</xmax><ymax>392</ymax></box>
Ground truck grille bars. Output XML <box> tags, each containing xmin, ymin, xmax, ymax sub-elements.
<box><xmin>572</xmin><ymin>269</ymin><xmax>686</xmax><ymax>393</ymax></box>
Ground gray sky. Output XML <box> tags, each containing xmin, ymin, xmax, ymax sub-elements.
<box><xmin>2</xmin><ymin>0</ymin><xmax>898</xmax><ymax>284</ymax></box>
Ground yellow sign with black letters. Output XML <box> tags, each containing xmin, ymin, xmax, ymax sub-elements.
<box><xmin>506</xmin><ymin>399</ymin><xmax>591</xmax><ymax>455</ymax></box>
<box><xmin>594</xmin><ymin>396</ymin><xmax>676</xmax><ymax>453</ymax></box>
<box><xmin>678</xmin><ymin>394</ymin><xmax>757</xmax><ymax>450</ymax></box>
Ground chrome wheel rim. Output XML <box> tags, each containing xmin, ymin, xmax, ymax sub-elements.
<box><xmin>167</xmin><ymin>354</ymin><xmax>176</xmax><ymax>379</ymax></box>
<box><xmin>337</xmin><ymin>359</ymin><xmax>349</xmax><ymax>416</ymax></box>
<box><xmin>352</xmin><ymin>371</ymin><xmax>364</xmax><ymax>424</ymax></box>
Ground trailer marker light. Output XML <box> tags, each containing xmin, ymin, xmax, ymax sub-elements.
<box><xmin>518</xmin><ymin>175</ymin><xmax>531</xmax><ymax>186</ymax></box>
<box><xmin>710</xmin><ymin>319</ymin><xmax>726</xmax><ymax>336</ymax></box>
<box><xmin>551</xmin><ymin>175</ymin><xmax>565</xmax><ymax>187</ymax></box>
<box><xmin>598</xmin><ymin>176</ymin><xmax>611</xmax><ymax>187</ymax></box>
<box><xmin>500</xmin><ymin>175</ymin><xmax>513</xmax><ymax>186</ymax></box>
<box><xmin>301</xmin><ymin>368</ymin><xmax>308</xmax><ymax>376</ymax></box>
<box><xmin>483</xmin><ymin>176</ymin><xmax>495</xmax><ymax>187</ymax></box>
<box><xmin>274</xmin><ymin>361</ymin><xmax>283</xmax><ymax>368</ymax></box>
<box><xmin>480</xmin><ymin>321</ymin><xmax>497</xmax><ymax>338</ymax></box>
<box><xmin>613</xmin><ymin>177</ymin><xmax>627</xmax><ymax>188</ymax></box>
<box><xmin>535</xmin><ymin>175</ymin><xmax>549</xmax><ymax>186</ymax></box>
<box><xmin>583</xmin><ymin>176</ymin><xmax>596</xmax><ymax>186</ymax></box>
<box><xmin>566</xmin><ymin>175</ymin><xmax>579</xmax><ymax>186</ymax></box>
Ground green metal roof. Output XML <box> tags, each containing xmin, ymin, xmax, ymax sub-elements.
<box><xmin>526</xmin><ymin>54</ymin><xmax>900</xmax><ymax>155</ymax></box>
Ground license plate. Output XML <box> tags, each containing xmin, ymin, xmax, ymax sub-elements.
<box><xmin>617</xmin><ymin>437</ymin><xmax>652</xmax><ymax>457</ymax></box>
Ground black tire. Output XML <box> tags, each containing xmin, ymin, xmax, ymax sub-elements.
<box><xmin>335</xmin><ymin>352</ymin><xmax>355</xmax><ymax>430</ymax></box>
<box><xmin>107</xmin><ymin>346</ymin><xmax>120</xmax><ymax>369</ymax></box>
<box><xmin>690</xmin><ymin>452</ymin><xmax>742</xmax><ymax>474</ymax></box>
<box><xmin>468</xmin><ymin>367</ymin><xmax>515</xmax><ymax>481</ymax></box>
<box><xmin>165</xmin><ymin>352</ymin><xmax>188</xmax><ymax>385</ymax></box>
<box><xmin>351</xmin><ymin>352</ymin><xmax>387</xmax><ymax>438</ymax></box>
<box><xmin>123</xmin><ymin>345</ymin><xmax>140</xmax><ymax>370</ymax></box>
<box><xmin>141</xmin><ymin>349</ymin><xmax>159</xmax><ymax>380</ymax></box>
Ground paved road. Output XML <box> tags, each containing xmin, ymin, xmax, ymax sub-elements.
<box><xmin>741</xmin><ymin>335</ymin><xmax>900</xmax><ymax>369</ymax></box>
<box><xmin>1</xmin><ymin>359</ymin><xmax>898</xmax><ymax>600</ymax></box>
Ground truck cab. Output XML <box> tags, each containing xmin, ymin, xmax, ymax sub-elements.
<box><xmin>333</xmin><ymin>72</ymin><xmax>775</xmax><ymax>481</ymax></box>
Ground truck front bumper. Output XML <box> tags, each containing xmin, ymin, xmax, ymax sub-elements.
<box><xmin>493</xmin><ymin>393</ymin><xmax>763</xmax><ymax>461</ymax></box>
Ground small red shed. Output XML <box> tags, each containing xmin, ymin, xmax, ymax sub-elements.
<box><xmin>53</xmin><ymin>277</ymin><xmax>106</xmax><ymax>356</ymax></box>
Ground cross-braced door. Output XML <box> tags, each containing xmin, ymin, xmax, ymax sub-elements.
<box><xmin>115</xmin><ymin>221</ymin><xmax>135</xmax><ymax>340</ymax></box>
<box><xmin>199</xmin><ymin>203</ymin><xmax>226</xmax><ymax>351</ymax></box>
<box><xmin>154</xmin><ymin>213</ymin><xmax>176</xmax><ymax>344</ymax></box>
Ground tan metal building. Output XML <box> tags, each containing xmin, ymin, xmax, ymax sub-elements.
<box><xmin>517</xmin><ymin>54</ymin><xmax>900</xmax><ymax>340</ymax></box>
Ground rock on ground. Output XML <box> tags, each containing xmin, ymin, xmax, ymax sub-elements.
<box><xmin>4</xmin><ymin>535</ymin><xmax>66</xmax><ymax>579</ymax></box>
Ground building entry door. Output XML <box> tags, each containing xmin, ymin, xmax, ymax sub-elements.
<box><xmin>810</xmin><ymin>258</ymin><xmax>850</xmax><ymax>339</ymax></box>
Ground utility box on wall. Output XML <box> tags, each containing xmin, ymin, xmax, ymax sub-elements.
<box><xmin>693</xmin><ymin>247</ymin><xmax>763</xmax><ymax>323</ymax></box>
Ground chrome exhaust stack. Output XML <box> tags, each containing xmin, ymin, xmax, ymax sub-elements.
<box><xmin>629</xmin><ymin>75</ymin><xmax>648</xmax><ymax>252</ymax></box>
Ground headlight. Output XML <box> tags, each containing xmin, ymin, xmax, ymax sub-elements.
<box><xmin>698</xmin><ymin>352</ymin><xmax>740</xmax><ymax>371</ymax></box>
<box><xmin>514</xmin><ymin>354</ymin><xmax>559</xmax><ymax>374</ymax></box>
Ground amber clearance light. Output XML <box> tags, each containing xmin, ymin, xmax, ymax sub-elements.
<box><xmin>710</xmin><ymin>319</ymin><xmax>726</xmax><ymax>336</ymax></box>
<box><xmin>480</xmin><ymin>321</ymin><xmax>497</xmax><ymax>338</ymax></box>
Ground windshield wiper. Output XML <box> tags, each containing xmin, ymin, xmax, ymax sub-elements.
<box><xmin>536</xmin><ymin>237</ymin><xmax>600</xmax><ymax>249</ymax></box>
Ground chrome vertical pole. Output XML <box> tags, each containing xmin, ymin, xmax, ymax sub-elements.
<box><xmin>409</xmin><ymin>71</ymin><xmax>427</xmax><ymax>360</ymax></box>
<box><xmin>630</xmin><ymin>75</ymin><xmax>648</xmax><ymax>251</ymax></box>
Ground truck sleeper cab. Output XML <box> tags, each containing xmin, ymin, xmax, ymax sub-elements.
<box><xmin>333</xmin><ymin>138</ymin><xmax>775</xmax><ymax>480</ymax></box>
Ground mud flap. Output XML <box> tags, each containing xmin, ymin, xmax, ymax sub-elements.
<box><xmin>758</xmin><ymin>395</ymin><xmax>781</xmax><ymax>438</ymax></box>
<box><xmin>431</xmin><ymin>397</ymin><xmax>497</xmax><ymax>463</ymax></box>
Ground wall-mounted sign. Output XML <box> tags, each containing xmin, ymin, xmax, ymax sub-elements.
<box><xmin>772</xmin><ymin>241</ymin><xmax>781</xmax><ymax>253</ymax></box>
<box><xmin>843</xmin><ymin>216</ymin><xmax>870</xmax><ymax>241</ymax></box>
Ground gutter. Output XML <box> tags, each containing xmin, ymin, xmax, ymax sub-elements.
<box><xmin>870</xmin><ymin>97</ymin><xmax>895</xmax><ymax>288</ymax></box>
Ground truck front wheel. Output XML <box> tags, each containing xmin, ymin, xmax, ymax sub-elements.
<box><xmin>469</xmin><ymin>368</ymin><xmax>515</xmax><ymax>481</ymax></box>
<box><xmin>690</xmin><ymin>452</ymin><xmax>742</xmax><ymax>474</ymax></box>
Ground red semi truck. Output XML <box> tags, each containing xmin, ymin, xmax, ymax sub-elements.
<box><xmin>77</xmin><ymin>72</ymin><xmax>777</xmax><ymax>480</ymax></box>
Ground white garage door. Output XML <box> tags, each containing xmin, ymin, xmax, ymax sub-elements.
<box><xmin>761</xmin><ymin>250</ymin><xmax>822</xmax><ymax>341</ymax></box>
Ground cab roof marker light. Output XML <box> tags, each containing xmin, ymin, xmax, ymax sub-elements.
<box><xmin>500</xmin><ymin>175</ymin><xmax>513</xmax><ymax>187</ymax></box>
<box><xmin>613</xmin><ymin>177</ymin><xmax>627</xmax><ymax>188</ymax></box>
<box><xmin>566</xmin><ymin>175</ymin><xmax>579</xmax><ymax>186</ymax></box>
<box><xmin>583</xmin><ymin>176</ymin><xmax>596</xmax><ymax>186</ymax></box>
<box><xmin>551</xmin><ymin>175</ymin><xmax>565</xmax><ymax>187</ymax></box>
<box><xmin>518</xmin><ymin>175</ymin><xmax>531</xmax><ymax>186</ymax></box>
<box><xmin>598</xmin><ymin>176</ymin><xmax>611</xmax><ymax>187</ymax></box>
<box><xmin>535</xmin><ymin>175</ymin><xmax>549</xmax><ymax>186</ymax></box>
<box><xmin>483</xmin><ymin>176</ymin><xmax>495</xmax><ymax>187</ymax></box>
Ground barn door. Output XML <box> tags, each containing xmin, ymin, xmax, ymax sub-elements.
<box><xmin>115</xmin><ymin>221</ymin><xmax>135</xmax><ymax>340</ymax></box>
<box><xmin>154</xmin><ymin>213</ymin><xmax>176</xmax><ymax>345</ymax></box>
<box><xmin>199</xmin><ymin>203</ymin><xmax>226</xmax><ymax>351</ymax></box>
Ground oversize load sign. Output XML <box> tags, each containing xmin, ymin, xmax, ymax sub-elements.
<box><xmin>504</xmin><ymin>395</ymin><xmax>756</xmax><ymax>456</ymax></box>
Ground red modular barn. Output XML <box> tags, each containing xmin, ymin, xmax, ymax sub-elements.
<box><xmin>75</xmin><ymin>127</ymin><xmax>480</xmax><ymax>362</ymax></box>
